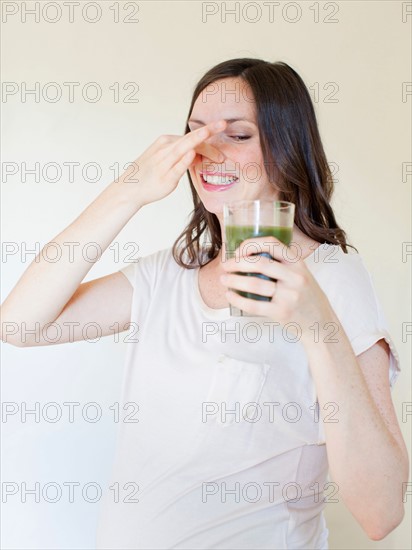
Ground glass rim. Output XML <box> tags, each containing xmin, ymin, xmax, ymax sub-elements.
<box><xmin>223</xmin><ymin>200</ymin><xmax>294</xmax><ymax>211</ymax></box>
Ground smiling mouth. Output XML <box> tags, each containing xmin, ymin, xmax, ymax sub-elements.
<box><xmin>200</xmin><ymin>172</ymin><xmax>239</xmax><ymax>186</ymax></box>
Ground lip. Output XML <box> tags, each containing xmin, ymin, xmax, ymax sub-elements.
<box><xmin>201</xmin><ymin>171</ymin><xmax>237</xmax><ymax>177</ymax></box>
<box><xmin>199</xmin><ymin>172</ymin><xmax>238</xmax><ymax>192</ymax></box>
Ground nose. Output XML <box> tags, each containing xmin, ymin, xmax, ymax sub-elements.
<box><xmin>195</xmin><ymin>141</ymin><xmax>225</xmax><ymax>164</ymax></box>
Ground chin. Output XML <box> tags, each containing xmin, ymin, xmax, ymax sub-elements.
<box><xmin>198</xmin><ymin>197</ymin><xmax>225</xmax><ymax>217</ymax></box>
<box><xmin>196</xmin><ymin>191</ymin><xmax>233</xmax><ymax>211</ymax></box>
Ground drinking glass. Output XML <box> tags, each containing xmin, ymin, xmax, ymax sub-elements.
<box><xmin>223</xmin><ymin>200</ymin><xmax>295</xmax><ymax>317</ymax></box>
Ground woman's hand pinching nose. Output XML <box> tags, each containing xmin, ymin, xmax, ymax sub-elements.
<box><xmin>198</xmin><ymin>120</ymin><xmax>227</xmax><ymax>136</ymax></box>
<box><xmin>192</xmin><ymin>121</ymin><xmax>227</xmax><ymax>164</ymax></box>
<box><xmin>194</xmin><ymin>142</ymin><xmax>225</xmax><ymax>163</ymax></box>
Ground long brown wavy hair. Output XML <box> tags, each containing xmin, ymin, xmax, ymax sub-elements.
<box><xmin>172</xmin><ymin>58</ymin><xmax>354</xmax><ymax>269</ymax></box>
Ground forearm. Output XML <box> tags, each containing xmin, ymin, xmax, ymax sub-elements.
<box><xmin>1</xmin><ymin>122</ymin><xmax>225</xmax><ymax>344</ymax></box>
<box><xmin>1</xmin><ymin>180</ymin><xmax>142</xmax><ymax>335</ymax></box>
<box><xmin>301</xmin><ymin>312</ymin><xmax>408</xmax><ymax>538</ymax></box>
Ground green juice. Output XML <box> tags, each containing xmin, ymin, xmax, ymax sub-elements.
<box><xmin>225</xmin><ymin>225</ymin><xmax>292</xmax><ymax>252</ymax></box>
<box><xmin>225</xmin><ymin>225</ymin><xmax>293</xmax><ymax>301</ymax></box>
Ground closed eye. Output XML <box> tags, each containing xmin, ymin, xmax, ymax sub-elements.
<box><xmin>230</xmin><ymin>135</ymin><xmax>251</xmax><ymax>141</ymax></box>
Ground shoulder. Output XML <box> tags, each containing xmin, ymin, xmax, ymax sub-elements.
<box><xmin>144</xmin><ymin>247</ymin><xmax>175</xmax><ymax>269</ymax></box>
<box><xmin>305</xmin><ymin>244</ymin><xmax>400</xmax><ymax>372</ymax></box>
<box><xmin>119</xmin><ymin>247</ymin><xmax>178</xmax><ymax>287</ymax></box>
<box><xmin>137</xmin><ymin>246</ymin><xmax>180</xmax><ymax>275</ymax></box>
<box><xmin>305</xmin><ymin>243</ymin><xmax>385</xmax><ymax>334</ymax></box>
<box><xmin>305</xmin><ymin>243</ymin><xmax>371</xmax><ymax>290</ymax></box>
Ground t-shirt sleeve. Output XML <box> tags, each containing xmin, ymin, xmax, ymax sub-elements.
<box><xmin>314</xmin><ymin>252</ymin><xmax>401</xmax><ymax>390</ymax></box>
<box><xmin>119</xmin><ymin>262</ymin><xmax>135</xmax><ymax>287</ymax></box>
<box><xmin>117</xmin><ymin>247</ymin><xmax>172</xmax><ymax>320</ymax></box>
<box><xmin>118</xmin><ymin>247</ymin><xmax>170</xmax><ymax>288</ymax></box>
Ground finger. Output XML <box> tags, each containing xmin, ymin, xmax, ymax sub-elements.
<box><xmin>225</xmin><ymin>288</ymin><xmax>274</xmax><ymax>317</ymax></box>
<box><xmin>234</xmin><ymin>237</ymin><xmax>288</xmax><ymax>262</ymax></box>
<box><xmin>249</xmin><ymin>239</ymin><xmax>303</xmax><ymax>265</ymax></box>
<box><xmin>194</xmin><ymin>142</ymin><xmax>225</xmax><ymax>163</ymax></box>
<box><xmin>188</xmin><ymin>152</ymin><xmax>202</xmax><ymax>169</ymax></box>
<box><xmin>168</xmin><ymin>121</ymin><xmax>227</xmax><ymax>161</ymax></box>
<box><xmin>221</xmin><ymin>272</ymin><xmax>276</xmax><ymax>298</ymax></box>
<box><xmin>222</xmin><ymin>254</ymin><xmax>289</xmax><ymax>281</ymax></box>
<box><xmin>142</xmin><ymin>134</ymin><xmax>180</xmax><ymax>158</ymax></box>
<box><xmin>169</xmin><ymin>149</ymin><xmax>197</xmax><ymax>181</ymax></box>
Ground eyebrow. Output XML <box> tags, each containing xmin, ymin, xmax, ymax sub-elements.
<box><xmin>188</xmin><ymin>118</ymin><xmax>256</xmax><ymax>125</ymax></box>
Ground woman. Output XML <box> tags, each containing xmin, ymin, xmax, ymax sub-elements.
<box><xmin>2</xmin><ymin>58</ymin><xmax>408</xmax><ymax>549</ymax></box>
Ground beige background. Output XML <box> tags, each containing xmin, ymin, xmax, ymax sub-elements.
<box><xmin>1</xmin><ymin>1</ymin><xmax>411</xmax><ymax>548</ymax></box>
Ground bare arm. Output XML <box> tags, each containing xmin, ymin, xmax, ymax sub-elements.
<box><xmin>302</xmin><ymin>334</ymin><xmax>408</xmax><ymax>540</ymax></box>
<box><xmin>1</xmin><ymin>121</ymin><xmax>226</xmax><ymax>347</ymax></box>
<box><xmin>1</xmin><ymin>272</ymin><xmax>134</xmax><ymax>347</ymax></box>
<box><xmin>1</xmin><ymin>182</ymin><xmax>139</xmax><ymax>347</ymax></box>
<box><xmin>221</xmin><ymin>237</ymin><xmax>409</xmax><ymax>540</ymax></box>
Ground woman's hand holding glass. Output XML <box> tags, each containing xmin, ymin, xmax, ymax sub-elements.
<box><xmin>220</xmin><ymin>236</ymin><xmax>333</xmax><ymax>333</ymax></box>
<box><xmin>113</xmin><ymin>121</ymin><xmax>226</xmax><ymax>209</ymax></box>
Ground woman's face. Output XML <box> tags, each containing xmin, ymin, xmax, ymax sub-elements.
<box><xmin>188</xmin><ymin>77</ymin><xmax>278</xmax><ymax>220</ymax></box>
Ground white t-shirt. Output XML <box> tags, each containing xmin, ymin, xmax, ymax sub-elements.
<box><xmin>95</xmin><ymin>243</ymin><xmax>400</xmax><ymax>550</ymax></box>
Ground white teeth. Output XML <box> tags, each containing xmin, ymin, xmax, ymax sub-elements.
<box><xmin>202</xmin><ymin>174</ymin><xmax>238</xmax><ymax>185</ymax></box>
